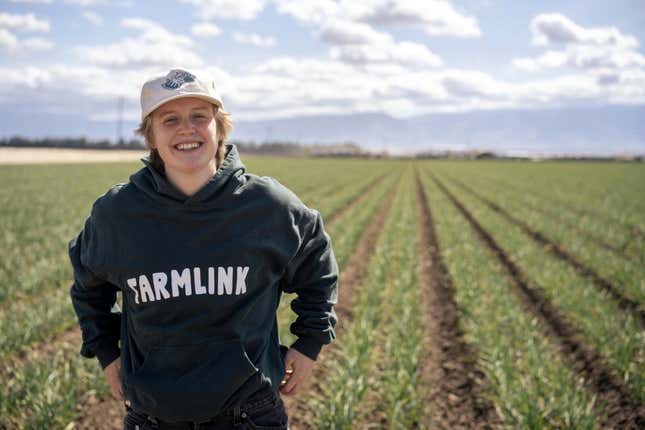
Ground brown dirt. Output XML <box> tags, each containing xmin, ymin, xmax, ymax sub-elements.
<box><xmin>414</xmin><ymin>172</ymin><xmax>499</xmax><ymax>430</ymax></box>
<box><xmin>480</xmin><ymin>174</ymin><xmax>645</xmax><ymax>242</ymax></box>
<box><xmin>73</xmin><ymin>396</ymin><xmax>123</xmax><ymax>430</ymax></box>
<box><xmin>432</xmin><ymin>174</ymin><xmax>645</xmax><ymax>429</ymax></box>
<box><xmin>70</xmin><ymin>174</ymin><xmax>400</xmax><ymax>429</ymax></box>
<box><xmin>283</xmin><ymin>175</ymin><xmax>400</xmax><ymax>430</ymax></box>
<box><xmin>444</xmin><ymin>175</ymin><xmax>639</xmax><ymax>264</ymax></box>
<box><xmin>450</xmin><ymin>177</ymin><xmax>645</xmax><ymax>327</ymax></box>
<box><xmin>1</xmin><ymin>327</ymin><xmax>81</xmax><ymax>380</ymax></box>
<box><xmin>0</xmin><ymin>327</ymin><xmax>118</xmax><ymax>430</ymax></box>
<box><xmin>0</xmin><ymin>147</ymin><xmax>147</xmax><ymax>164</ymax></box>
<box><xmin>324</xmin><ymin>172</ymin><xmax>388</xmax><ymax>226</ymax></box>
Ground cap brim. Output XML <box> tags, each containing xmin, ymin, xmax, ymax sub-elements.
<box><xmin>142</xmin><ymin>93</ymin><xmax>223</xmax><ymax>120</ymax></box>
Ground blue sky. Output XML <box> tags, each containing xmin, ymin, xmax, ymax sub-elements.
<box><xmin>1</xmin><ymin>0</ymin><xmax>644</xmax><ymax>154</ymax></box>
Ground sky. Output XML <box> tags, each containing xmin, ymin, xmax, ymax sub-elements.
<box><xmin>1</xmin><ymin>0</ymin><xmax>644</xmax><ymax>155</ymax></box>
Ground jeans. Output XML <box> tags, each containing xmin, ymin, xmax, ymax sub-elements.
<box><xmin>123</xmin><ymin>387</ymin><xmax>289</xmax><ymax>430</ymax></box>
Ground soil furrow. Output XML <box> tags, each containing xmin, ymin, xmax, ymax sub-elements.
<box><xmin>0</xmin><ymin>326</ymin><xmax>81</xmax><ymax>379</ymax></box>
<box><xmin>283</xmin><ymin>174</ymin><xmax>401</xmax><ymax>430</ymax></box>
<box><xmin>432</xmin><ymin>173</ymin><xmax>645</xmax><ymax>429</ymax></box>
<box><xmin>415</xmin><ymin>172</ymin><xmax>498</xmax><ymax>430</ymax></box>
<box><xmin>324</xmin><ymin>172</ymin><xmax>389</xmax><ymax>226</ymax></box>
<box><xmin>72</xmin><ymin>175</ymin><xmax>401</xmax><ymax>430</ymax></box>
<box><xmin>521</xmin><ymin>205</ymin><xmax>640</xmax><ymax>264</ymax></box>
<box><xmin>446</xmin><ymin>178</ymin><xmax>639</xmax><ymax>264</ymax></box>
<box><xmin>479</xmin><ymin>175</ymin><xmax>645</xmax><ymax>241</ymax></box>
<box><xmin>451</xmin><ymin>177</ymin><xmax>645</xmax><ymax>327</ymax></box>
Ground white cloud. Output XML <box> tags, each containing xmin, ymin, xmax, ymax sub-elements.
<box><xmin>78</xmin><ymin>18</ymin><xmax>203</xmax><ymax>68</ymax></box>
<box><xmin>275</xmin><ymin>1</ymin><xmax>448</xmax><ymax>68</ymax></box>
<box><xmin>253</xmin><ymin>56</ymin><xmax>352</xmax><ymax>76</ymax></box>
<box><xmin>330</xmin><ymin>40</ymin><xmax>442</xmax><ymax>67</ymax></box>
<box><xmin>318</xmin><ymin>20</ymin><xmax>391</xmax><ymax>45</ymax></box>
<box><xmin>531</xmin><ymin>13</ymin><xmax>638</xmax><ymax>49</ymax></box>
<box><xmin>0</xmin><ymin>65</ymin><xmax>149</xmax><ymax>116</ymax></box>
<box><xmin>442</xmin><ymin>70</ymin><xmax>511</xmax><ymax>98</ymax></box>
<box><xmin>82</xmin><ymin>11</ymin><xmax>104</xmax><ymax>26</ymax></box>
<box><xmin>515</xmin><ymin>74</ymin><xmax>603</xmax><ymax>105</ymax></box>
<box><xmin>514</xmin><ymin>13</ymin><xmax>645</xmax><ymax>78</ymax></box>
<box><xmin>512</xmin><ymin>51</ymin><xmax>568</xmax><ymax>72</ymax></box>
<box><xmin>514</xmin><ymin>46</ymin><xmax>645</xmax><ymax>72</ymax></box>
<box><xmin>276</xmin><ymin>0</ymin><xmax>481</xmax><ymax>38</ymax></box>
<box><xmin>22</xmin><ymin>37</ymin><xmax>54</xmax><ymax>50</ymax></box>
<box><xmin>0</xmin><ymin>28</ymin><xmax>53</xmax><ymax>53</ymax></box>
<box><xmin>179</xmin><ymin>0</ymin><xmax>268</xmax><ymax>20</ymax></box>
<box><xmin>9</xmin><ymin>0</ymin><xmax>53</xmax><ymax>3</ymax></box>
<box><xmin>191</xmin><ymin>22</ymin><xmax>221</xmax><ymax>37</ymax></box>
<box><xmin>234</xmin><ymin>58</ymin><xmax>448</xmax><ymax>118</ymax></box>
<box><xmin>233</xmin><ymin>31</ymin><xmax>276</xmax><ymax>47</ymax></box>
<box><xmin>242</xmin><ymin>56</ymin><xmax>645</xmax><ymax>117</ymax></box>
<box><xmin>345</xmin><ymin>0</ymin><xmax>482</xmax><ymax>38</ymax></box>
<box><xmin>4</xmin><ymin>56</ymin><xmax>645</xmax><ymax>123</ymax></box>
<box><xmin>0</xmin><ymin>29</ymin><xmax>19</xmax><ymax>52</ymax></box>
<box><xmin>64</xmin><ymin>0</ymin><xmax>107</xmax><ymax>6</ymax></box>
<box><xmin>0</xmin><ymin>66</ymin><xmax>52</xmax><ymax>88</ymax></box>
<box><xmin>273</xmin><ymin>0</ymin><xmax>339</xmax><ymax>25</ymax></box>
<box><xmin>0</xmin><ymin>64</ymin><xmax>239</xmax><ymax>121</ymax></box>
<box><xmin>241</xmin><ymin>57</ymin><xmax>385</xmax><ymax>112</ymax></box>
<box><xmin>0</xmin><ymin>12</ymin><xmax>50</xmax><ymax>32</ymax></box>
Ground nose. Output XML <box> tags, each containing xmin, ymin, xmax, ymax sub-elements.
<box><xmin>178</xmin><ymin>116</ymin><xmax>195</xmax><ymax>134</ymax></box>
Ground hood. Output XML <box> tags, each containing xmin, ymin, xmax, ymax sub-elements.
<box><xmin>130</xmin><ymin>143</ymin><xmax>246</xmax><ymax>207</ymax></box>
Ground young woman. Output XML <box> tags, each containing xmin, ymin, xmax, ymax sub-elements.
<box><xmin>69</xmin><ymin>68</ymin><xmax>339</xmax><ymax>429</ymax></box>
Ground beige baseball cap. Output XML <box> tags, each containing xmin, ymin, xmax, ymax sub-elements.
<box><xmin>140</xmin><ymin>68</ymin><xmax>224</xmax><ymax>120</ymax></box>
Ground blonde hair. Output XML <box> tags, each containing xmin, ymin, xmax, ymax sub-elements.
<box><xmin>135</xmin><ymin>105</ymin><xmax>234</xmax><ymax>172</ymax></box>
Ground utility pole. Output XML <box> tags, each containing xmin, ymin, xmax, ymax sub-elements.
<box><xmin>117</xmin><ymin>96</ymin><xmax>124</xmax><ymax>146</ymax></box>
<box><xmin>265</xmin><ymin>126</ymin><xmax>272</xmax><ymax>143</ymax></box>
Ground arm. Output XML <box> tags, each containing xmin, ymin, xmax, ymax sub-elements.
<box><xmin>279</xmin><ymin>209</ymin><xmax>338</xmax><ymax>394</ymax></box>
<box><xmin>68</xmin><ymin>204</ymin><xmax>121</xmax><ymax>370</ymax></box>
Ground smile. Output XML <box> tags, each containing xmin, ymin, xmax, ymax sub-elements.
<box><xmin>174</xmin><ymin>142</ymin><xmax>203</xmax><ymax>151</ymax></box>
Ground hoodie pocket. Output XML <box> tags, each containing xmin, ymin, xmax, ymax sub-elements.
<box><xmin>125</xmin><ymin>337</ymin><xmax>259</xmax><ymax>422</ymax></box>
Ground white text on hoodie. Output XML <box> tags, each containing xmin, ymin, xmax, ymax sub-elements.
<box><xmin>126</xmin><ymin>266</ymin><xmax>249</xmax><ymax>304</ymax></box>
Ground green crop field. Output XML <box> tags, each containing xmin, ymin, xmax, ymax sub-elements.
<box><xmin>0</xmin><ymin>157</ymin><xmax>643</xmax><ymax>429</ymax></box>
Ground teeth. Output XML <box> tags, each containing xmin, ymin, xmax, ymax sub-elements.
<box><xmin>176</xmin><ymin>142</ymin><xmax>201</xmax><ymax>151</ymax></box>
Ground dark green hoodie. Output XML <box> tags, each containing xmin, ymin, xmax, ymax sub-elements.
<box><xmin>69</xmin><ymin>143</ymin><xmax>339</xmax><ymax>422</ymax></box>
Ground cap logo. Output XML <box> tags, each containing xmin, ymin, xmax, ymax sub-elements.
<box><xmin>162</xmin><ymin>70</ymin><xmax>196</xmax><ymax>90</ymax></box>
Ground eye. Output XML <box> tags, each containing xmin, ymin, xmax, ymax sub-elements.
<box><xmin>193</xmin><ymin>113</ymin><xmax>210</xmax><ymax>122</ymax></box>
<box><xmin>163</xmin><ymin>117</ymin><xmax>177</xmax><ymax>125</ymax></box>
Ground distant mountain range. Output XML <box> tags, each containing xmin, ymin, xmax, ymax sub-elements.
<box><xmin>233</xmin><ymin>105</ymin><xmax>645</xmax><ymax>156</ymax></box>
<box><xmin>1</xmin><ymin>105</ymin><xmax>643</xmax><ymax>156</ymax></box>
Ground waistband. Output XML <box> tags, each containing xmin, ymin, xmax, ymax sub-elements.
<box><xmin>126</xmin><ymin>386</ymin><xmax>281</xmax><ymax>427</ymax></box>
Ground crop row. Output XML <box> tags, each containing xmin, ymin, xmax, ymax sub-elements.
<box><xmin>435</xmin><ymin>162</ymin><xmax>644</xmax><ymax>239</ymax></box>
<box><xmin>351</xmin><ymin>169</ymin><xmax>423</xmax><ymax>429</ymax></box>
<box><xmin>313</xmin><ymin>168</ymin><xmax>424</xmax><ymax>429</ymax></box>
<box><xmin>417</xmin><ymin>168</ymin><xmax>598</xmax><ymax>428</ymax></box>
<box><xmin>456</xmin><ymin>175</ymin><xmax>645</xmax><ymax>307</ymax></box>
<box><xmin>0</xmin><ymin>160</ymin><xmax>400</xmax><ymax>428</ymax></box>
<box><xmin>448</xmin><ymin>171</ymin><xmax>642</xmax><ymax>261</ymax></box>
<box><xmin>277</xmin><ymin>171</ymin><xmax>400</xmax><ymax>348</ymax></box>
<box><xmin>469</xmin><ymin>161</ymin><xmax>643</xmax><ymax>222</ymax></box>
<box><xmin>428</xmin><ymin>168</ymin><xmax>644</xmax><ymax>403</ymax></box>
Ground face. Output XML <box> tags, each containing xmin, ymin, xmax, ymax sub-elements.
<box><xmin>150</xmin><ymin>97</ymin><xmax>219</xmax><ymax>177</ymax></box>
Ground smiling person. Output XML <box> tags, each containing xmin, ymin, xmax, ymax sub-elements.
<box><xmin>68</xmin><ymin>68</ymin><xmax>339</xmax><ymax>429</ymax></box>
